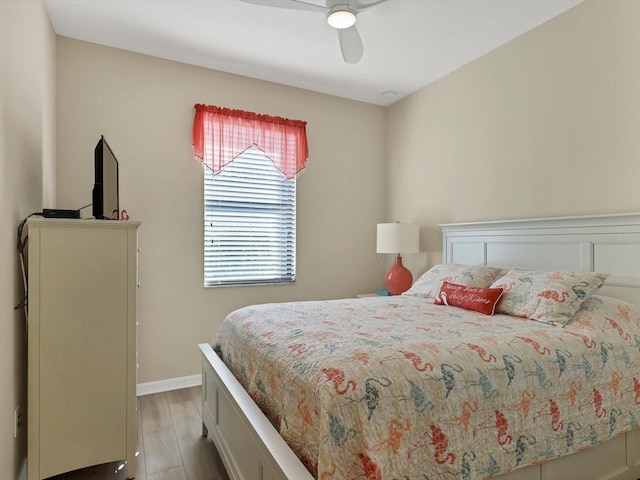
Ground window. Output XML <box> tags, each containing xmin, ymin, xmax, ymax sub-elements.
<box><xmin>192</xmin><ymin>104</ymin><xmax>307</xmax><ymax>288</ymax></box>
<box><xmin>204</xmin><ymin>146</ymin><xmax>296</xmax><ymax>287</ymax></box>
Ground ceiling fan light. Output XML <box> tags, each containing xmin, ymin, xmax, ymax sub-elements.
<box><xmin>327</xmin><ymin>7</ymin><xmax>357</xmax><ymax>29</ymax></box>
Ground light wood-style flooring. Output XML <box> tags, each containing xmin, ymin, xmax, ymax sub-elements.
<box><xmin>48</xmin><ymin>387</ymin><xmax>229</xmax><ymax>480</ymax></box>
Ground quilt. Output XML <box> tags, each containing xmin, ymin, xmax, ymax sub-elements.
<box><xmin>213</xmin><ymin>295</ymin><xmax>640</xmax><ymax>480</ymax></box>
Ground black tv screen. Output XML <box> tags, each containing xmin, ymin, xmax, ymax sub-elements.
<box><xmin>92</xmin><ymin>135</ymin><xmax>119</xmax><ymax>220</ymax></box>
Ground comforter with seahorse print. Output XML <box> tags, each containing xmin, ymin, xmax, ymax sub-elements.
<box><xmin>212</xmin><ymin>295</ymin><xmax>640</xmax><ymax>480</ymax></box>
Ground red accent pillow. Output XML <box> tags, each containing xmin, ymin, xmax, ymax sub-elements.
<box><xmin>435</xmin><ymin>281</ymin><xmax>504</xmax><ymax>315</ymax></box>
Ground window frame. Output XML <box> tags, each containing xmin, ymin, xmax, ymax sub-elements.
<box><xmin>203</xmin><ymin>145</ymin><xmax>297</xmax><ymax>288</ymax></box>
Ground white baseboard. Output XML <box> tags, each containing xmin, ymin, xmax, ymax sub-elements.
<box><xmin>18</xmin><ymin>458</ymin><xmax>27</xmax><ymax>480</ymax></box>
<box><xmin>137</xmin><ymin>374</ymin><xmax>201</xmax><ymax>396</ymax></box>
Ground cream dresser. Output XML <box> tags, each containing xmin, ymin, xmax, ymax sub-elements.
<box><xmin>27</xmin><ymin>217</ymin><xmax>140</xmax><ymax>480</ymax></box>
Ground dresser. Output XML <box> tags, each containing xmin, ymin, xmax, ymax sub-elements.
<box><xmin>27</xmin><ymin>218</ymin><xmax>140</xmax><ymax>480</ymax></box>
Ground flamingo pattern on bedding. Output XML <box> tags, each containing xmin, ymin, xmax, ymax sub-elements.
<box><xmin>213</xmin><ymin>295</ymin><xmax>640</xmax><ymax>480</ymax></box>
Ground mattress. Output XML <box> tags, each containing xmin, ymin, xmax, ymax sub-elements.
<box><xmin>213</xmin><ymin>294</ymin><xmax>640</xmax><ymax>480</ymax></box>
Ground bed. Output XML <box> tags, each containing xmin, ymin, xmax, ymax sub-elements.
<box><xmin>199</xmin><ymin>213</ymin><xmax>640</xmax><ymax>480</ymax></box>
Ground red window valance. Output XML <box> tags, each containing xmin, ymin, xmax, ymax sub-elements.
<box><xmin>192</xmin><ymin>104</ymin><xmax>309</xmax><ymax>180</ymax></box>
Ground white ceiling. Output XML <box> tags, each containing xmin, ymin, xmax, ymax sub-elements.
<box><xmin>44</xmin><ymin>0</ymin><xmax>582</xmax><ymax>107</ymax></box>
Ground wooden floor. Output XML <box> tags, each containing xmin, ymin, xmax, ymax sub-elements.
<box><xmin>48</xmin><ymin>387</ymin><xmax>229</xmax><ymax>480</ymax></box>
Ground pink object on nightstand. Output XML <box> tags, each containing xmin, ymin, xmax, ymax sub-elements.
<box><xmin>385</xmin><ymin>255</ymin><xmax>413</xmax><ymax>295</ymax></box>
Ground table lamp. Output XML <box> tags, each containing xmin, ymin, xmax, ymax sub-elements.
<box><xmin>376</xmin><ymin>222</ymin><xmax>420</xmax><ymax>295</ymax></box>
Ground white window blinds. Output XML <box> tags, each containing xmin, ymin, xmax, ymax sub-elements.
<box><xmin>204</xmin><ymin>145</ymin><xmax>296</xmax><ymax>287</ymax></box>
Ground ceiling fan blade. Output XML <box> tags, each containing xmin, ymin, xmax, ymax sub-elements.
<box><xmin>238</xmin><ymin>0</ymin><xmax>324</xmax><ymax>12</ymax></box>
<box><xmin>349</xmin><ymin>0</ymin><xmax>387</xmax><ymax>12</ymax></box>
<box><xmin>293</xmin><ymin>0</ymin><xmax>330</xmax><ymax>9</ymax></box>
<box><xmin>338</xmin><ymin>25</ymin><xmax>363</xmax><ymax>63</ymax></box>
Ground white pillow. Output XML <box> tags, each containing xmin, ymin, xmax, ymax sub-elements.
<box><xmin>403</xmin><ymin>263</ymin><xmax>504</xmax><ymax>299</ymax></box>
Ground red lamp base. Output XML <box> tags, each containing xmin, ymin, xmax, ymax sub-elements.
<box><xmin>385</xmin><ymin>255</ymin><xmax>413</xmax><ymax>295</ymax></box>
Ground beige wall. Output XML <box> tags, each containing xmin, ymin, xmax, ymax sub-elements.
<box><xmin>387</xmin><ymin>0</ymin><xmax>640</xmax><ymax>275</ymax></box>
<box><xmin>55</xmin><ymin>38</ymin><xmax>388</xmax><ymax>384</ymax></box>
<box><xmin>0</xmin><ymin>1</ymin><xmax>56</xmax><ymax>478</ymax></box>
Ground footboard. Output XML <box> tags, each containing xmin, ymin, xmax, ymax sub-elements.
<box><xmin>198</xmin><ymin>343</ymin><xmax>314</xmax><ymax>480</ymax></box>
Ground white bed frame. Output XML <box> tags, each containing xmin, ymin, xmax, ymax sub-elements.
<box><xmin>199</xmin><ymin>212</ymin><xmax>640</xmax><ymax>480</ymax></box>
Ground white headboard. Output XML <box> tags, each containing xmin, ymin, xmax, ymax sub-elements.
<box><xmin>439</xmin><ymin>213</ymin><xmax>640</xmax><ymax>306</ymax></box>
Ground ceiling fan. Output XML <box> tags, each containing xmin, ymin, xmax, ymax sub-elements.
<box><xmin>238</xmin><ymin>0</ymin><xmax>388</xmax><ymax>64</ymax></box>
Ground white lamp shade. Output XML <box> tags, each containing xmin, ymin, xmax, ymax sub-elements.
<box><xmin>376</xmin><ymin>223</ymin><xmax>420</xmax><ymax>254</ymax></box>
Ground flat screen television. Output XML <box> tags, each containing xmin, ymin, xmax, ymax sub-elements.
<box><xmin>92</xmin><ymin>135</ymin><xmax>119</xmax><ymax>220</ymax></box>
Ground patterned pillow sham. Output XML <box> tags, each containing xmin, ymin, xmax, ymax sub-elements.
<box><xmin>490</xmin><ymin>269</ymin><xmax>610</xmax><ymax>327</ymax></box>
<box><xmin>403</xmin><ymin>263</ymin><xmax>504</xmax><ymax>299</ymax></box>
<box><xmin>434</xmin><ymin>281</ymin><xmax>505</xmax><ymax>315</ymax></box>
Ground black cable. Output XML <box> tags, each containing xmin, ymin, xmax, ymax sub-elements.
<box><xmin>15</xmin><ymin>212</ymin><xmax>43</xmax><ymax>311</ymax></box>
<box><xmin>16</xmin><ymin>207</ymin><xmax>89</xmax><ymax>311</ymax></box>
<box><xmin>17</xmin><ymin>212</ymin><xmax>41</xmax><ymax>253</ymax></box>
